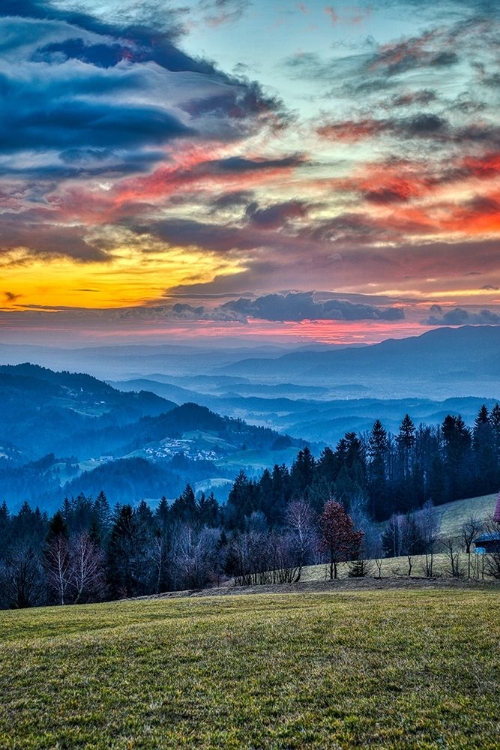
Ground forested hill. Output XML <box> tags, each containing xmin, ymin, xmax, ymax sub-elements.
<box><xmin>0</xmin><ymin>365</ymin><xmax>305</xmax><ymax>510</ymax></box>
<box><xmin>0</xmin><ymin>363</ymin><xmax>176</xmax><ymax>458</ymax></box>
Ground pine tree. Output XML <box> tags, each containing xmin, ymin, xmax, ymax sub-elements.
<box><xmin>367</xmin><ymin>420</ymin><xmax>389</xmax><ymax>519</ymax></box>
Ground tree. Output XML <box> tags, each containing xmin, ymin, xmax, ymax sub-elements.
<box><xmin>382</xmin><ymin>513</ymin><xmax>405</xmax><ymax>558</ymax></box>
<box><xmin>417</xmin><ymin>500</ymin><xmax>440</xmax><ymax>577</ymax></box>
<box><xmin>227</xmin><ymin>471</ymin><xmax>258</xmax><ymax>529</ymax></box>
<box><xmin>400</xmin><ymin>512</ymin><xmax>425</xmax><ymax>576</ymax></box>
<box><xmin>44</xmin><ymin>511</ymin><xmax>71</xmax><ymax>605</ymax></box>
<box><xmin>0</xmin><ymin>545</ymin><xmax>45</xmax><ymax>609</ymax></box>
<box><xmin>395</xmin><ymin>414</ymin><xmax>418</xmax><ymax>510</ymax></box>
<box><xmin>68</xmin><ymin>532</ymin><xmax>106</xmax><ymax>603</ymax></box>
<box><xmin>318</xmin><ymin>500</ymin><xmax>363</xmax><ymax>580</ymax></box>
<box><xmin>441</xmin><ymin>414</ymin><xmax>472</xmax><ymax>501</ymax></box>
<box><xmin>171</xmin><ymin>485</ymin><xmax>198</xmax><ymax>525</ymax></box>
<box><xmin>461</xmin><ymin>515</ymin><xmax>483</xmax><ymax>578</ymax></box>
<box><xmin>441</xmin><ymin>536</ymin><xmax>464</xmax><ymax>578</ymax></box>
<box><xmin>367</xmin><ymin>420</ymin><xmax>389</xmax><ymax>519</ymax></box>
<box><xmin>284</xmin><ymin>499</ymin><xmax>317</xmax><ymax>579</ymax></box>
<box><xmin>171</xmin><ymin>524</ymin><xmax>219</xmax><ymax>590</ymax></box>
<box><xmin>473</xmin><ymin>405</ymin><xmax>496</xmax><ymax>493</ymax></box>
<box><xmin>107</xmin><ymin>505</ymin><xmax>142</xmax><ymax>598</ymax></box>
<box><xmin>290</xmin><ymin>447</ymin><xmax>315</xmax><ymax>500</ymax></box>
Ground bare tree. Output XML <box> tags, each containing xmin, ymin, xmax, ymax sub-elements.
<box><xmin>441</xmin><ymin>537</ymin><xmax>464</xmax><ymax>578</ymax></box>
<box><xmin>371</xmin><ymin>536</ymin><xmax>384</xmax><ymax>578</ymax></box>
<box><xmin>0</xmin><ymin>545</ymin><xmax>45</xmax><ymax>609</ymax></box>
<box><xmin>484</xmin><ymin>552</ymin><xmax>500</xmax><ymax>579</ymax></box>
<box><xmin>417</xmin><ymin>501</ymin><xmax>441</xmax><ymax>577</ymax></box>
<box><xmin>461</xmin><ymin>516</ymin><xmax>484</xmax><ymax>578</ymax></box>
<box><xmin>227</xmin><ymin>530</ymin><xmax>271</xmax><ymax>586</ymax></box>
<box><xmin>268</xmin><ymin>532</ymin><xmax>301</xmax><ymax>584</ymax></box>
<box><xmin>45</xmin><ymin>534</ymin><xmax>71</xmax><ymax>605</ymax></box>
<box><xmin>382</xmin><ymin>513</ymin><xmax>405</xmax><ymax>558</ymax></box>
<box><xmin>172</xmin><ymin>524</ymin><xmax>219</xmax><ymax>590</ymax></box>
<box><xmin>284</xmin><ymin>500</ymin><xmax>317</xmax><ymax>580</ymax></box>
<box><xmin>68</xmin><ymin>533</ymin><xmax>106</xmax><ymax>603</ymax></box>
<box><xmin>150</xmin><ymin>530</ymin><xmax>169</xmax><ymax>595</ymax></box>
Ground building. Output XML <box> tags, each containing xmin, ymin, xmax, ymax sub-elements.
<box><xmin>474</xmin><ymin>532</ymin><xmax>500</xmax><ymax>554</ymax></box>
<box><xmin>474</xmin><ymin>491</ymin><xmax>500</xmax><ymax>553</ymax></box>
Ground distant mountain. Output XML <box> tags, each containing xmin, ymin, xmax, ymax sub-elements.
<box><xmin>108</xmin><ymin>378</ymin><xmax>207</xmax><ymax>407</ymax></box>
<box><xmin>0</xmin><ymin>341</ymin><xmax>334</xmax><ymax>380</ymax></box>
<box><xmin>218</xmin><ymin>326</ymin><xmax>500</xmax><ymax>399</ymax></box>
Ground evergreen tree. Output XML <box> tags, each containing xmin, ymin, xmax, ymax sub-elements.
<box><xmin>290</xmin><ymin>447</ymin><xmax>315</xmax><ymax>500</ymax></box>
<box><xmin>473</xmin><ymin>405</ymin><xmax>496</xmax><ymax>493</ymax></box>
<box><xmin>367</xmin><ymin>420</ymin><xmax>389</xmax><ymax>519</ymax></box>
<box><xmin>171</xmin><ymin>485</ymin><xmax>198</xmax><ymax>524</ymax></box>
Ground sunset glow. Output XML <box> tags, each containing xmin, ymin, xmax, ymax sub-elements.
<box><xmin>1</xmin><ymin>0</ymin><xmax>499</xmax><ymax>344</ymax></box>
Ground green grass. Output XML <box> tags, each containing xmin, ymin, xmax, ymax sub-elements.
<box><xmin>300</xmin><ymin>551</ymin><xmax>490</xmax><ymax>580</ymax></box>
<box><xmin>301</xmin><ymin>490</ymin><xmax>498</xmax><ymax>583</ymax></box>
<box><xmin>1</xmin><ymin>588</ymin><xmax>499</xmax><ymax>748</ymax></box>
<box><xmin>436</xmin><ymin>493</ymin><xmax>497</xmax><ymax>537</ymax></box>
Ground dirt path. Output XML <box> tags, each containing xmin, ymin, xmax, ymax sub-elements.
<box><xmin>128</xmin><ymin>576</ymin><xmax>500</xmax><ymax>602</ymax></box>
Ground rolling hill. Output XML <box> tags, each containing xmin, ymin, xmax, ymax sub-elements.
<box><xmin>0</xmin><ymin>365</ymin><xmax>305</xmax><ymax>510</ymax></box>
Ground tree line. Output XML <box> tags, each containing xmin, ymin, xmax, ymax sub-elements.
<box><xmin>1</xmin><ymin>403</ymin><xmax>500</xmax><ymax>608</ymax></box>
<box><xmin>0</xmin><ymin>491</ymin><xmax>367</xmax><ymax>608</ymax></box>
<box><xmin>224</xmin><ymin>404</ymin><xmax>500</xmax><ymax>524</ymax></box>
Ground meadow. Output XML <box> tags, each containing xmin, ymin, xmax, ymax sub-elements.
<box><xmin>1</xmin><ymin>586</ymin><xmax>499</xmax><ymax>748</ymax></box>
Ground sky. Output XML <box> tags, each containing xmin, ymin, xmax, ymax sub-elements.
<box><xmin>0</xmin><ymin>0</ymin><xmax>499</xmax><ymax>346</ymax></box>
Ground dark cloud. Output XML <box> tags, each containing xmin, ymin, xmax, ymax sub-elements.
<box><xmin>390</xmin><ymin>90</ymin><xmax>437</xmax><ymax>107</ymax></box>
<box><xmin>219</xmin><ymin>292</ymin><xmax>405</xmax><ymax>322</ymax></box>
<box><xmin>210</xmin><ymin>190</ymin><xmax>254</xmax><ymax>211</ymax></box>
<box><xmin>140</xmin><ymin>291</ymin><xmax>405</xmax><ymax>324</ymax></box>
<box><xmin>131</xmin><ymin>218</ymin><xmax>259</xmax><ymax>253</ymax></box>
<box><xmin>0</xmin><ymin>220</ymin><xmax>109</xmax><ymax>263</ymax></box>
<box><xmin>246</xmin><ymin>201</ymin><xmax>309</xmax><ymax>229</ymax></box>
<box><xmin>423</xmin><ymin>307</ymin><xmax>500</xmax><ymax>326</ymax></box>
<box><xmin>33</xmin><ymin>38</ymin><xmax>130</xmax><ymax>69</ymax></box>
<box><xmin>368</xmin><ymin>32</ymin><xmax>459</xmax><ymax>77</ymax></box>
<box><xmin>205</xmin><ymin>155</ymin><xmax>305</xmax><ymax>173</ymax></box>
<box><xmin>0</xmin><ymin>5</ymin><xmax>286</xmax><ymax>180</ymax></box>
<box><xmin>0</xmin><ymin>99</ymin><xmax>193</xmax><ymax>155</ymax></box>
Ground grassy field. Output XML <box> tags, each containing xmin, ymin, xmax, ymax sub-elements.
<box><xmin>1</xmin><ymin>587</ymin><xmax>499</xmax><ymax>748</ymax></box>
<box><xmin>300</xmin><ymin>553</ymin><xmax>453</xmax><ymax>581</ymax></box>
<box><xmin>300</xmin><ymin>551</ymin><xmax>492</xmax><ymax>581</ymax></box>
<box><xmin>436</xmin><ymin>492</ymin><xmax>497</xmax><ymax>537</ymax></box>
<box><xmin>300</xmin><ymin>491</ymin><xmax>498</xmax><ymax>583</ymax></box>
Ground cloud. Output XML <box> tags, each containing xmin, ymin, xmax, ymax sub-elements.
<box><xmin>219</xmin><ymin>292</ymin><xmax>405</xmax><ymax>322</ymax></box>
<box><xmin>0</xmin><ymin>7</ymin><xmax>286</xmax><ymax>180</ymax></box>
<box><xmin>324</xmin><ymin>7</ymin><xmax>339</xmax><ymax>24</ymax></box>
<box><xmin>199</xmin><ymin>0</ymin><xmax>251</xmax><ymax>28</ymax></box>
<box><xmin>210</xmin><ymin>190</ymin><xmax>254</xmax><ymax>211</ymax></box>
<box><xmin>245</xmin><ymin>201</ymin><xmax>309</xmax><ymax>229</ymax></box>
<box><xmin>133</xmin><ymin>291</ymin><xmax>406</xmax><ymax>324</ymax></box>
<box><xmin>423</xmin><ymin>307</ymin><xmax>500</xmax><ymax>326</ymax></box>
<box><xmin>0</xmin><ymin>220</ymin><xmax>109</xmax><ymax>264</ymax></box>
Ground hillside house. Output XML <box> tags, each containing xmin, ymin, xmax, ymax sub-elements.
<box><xmin>474</xmin><ymin>532</ymin><xmax>500</xmax><ymax>553</ymax></box>
<box><xmin>474</xmin><ymin>491</ymin><xmax>500</xmax><ymax>552</ymax></box>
